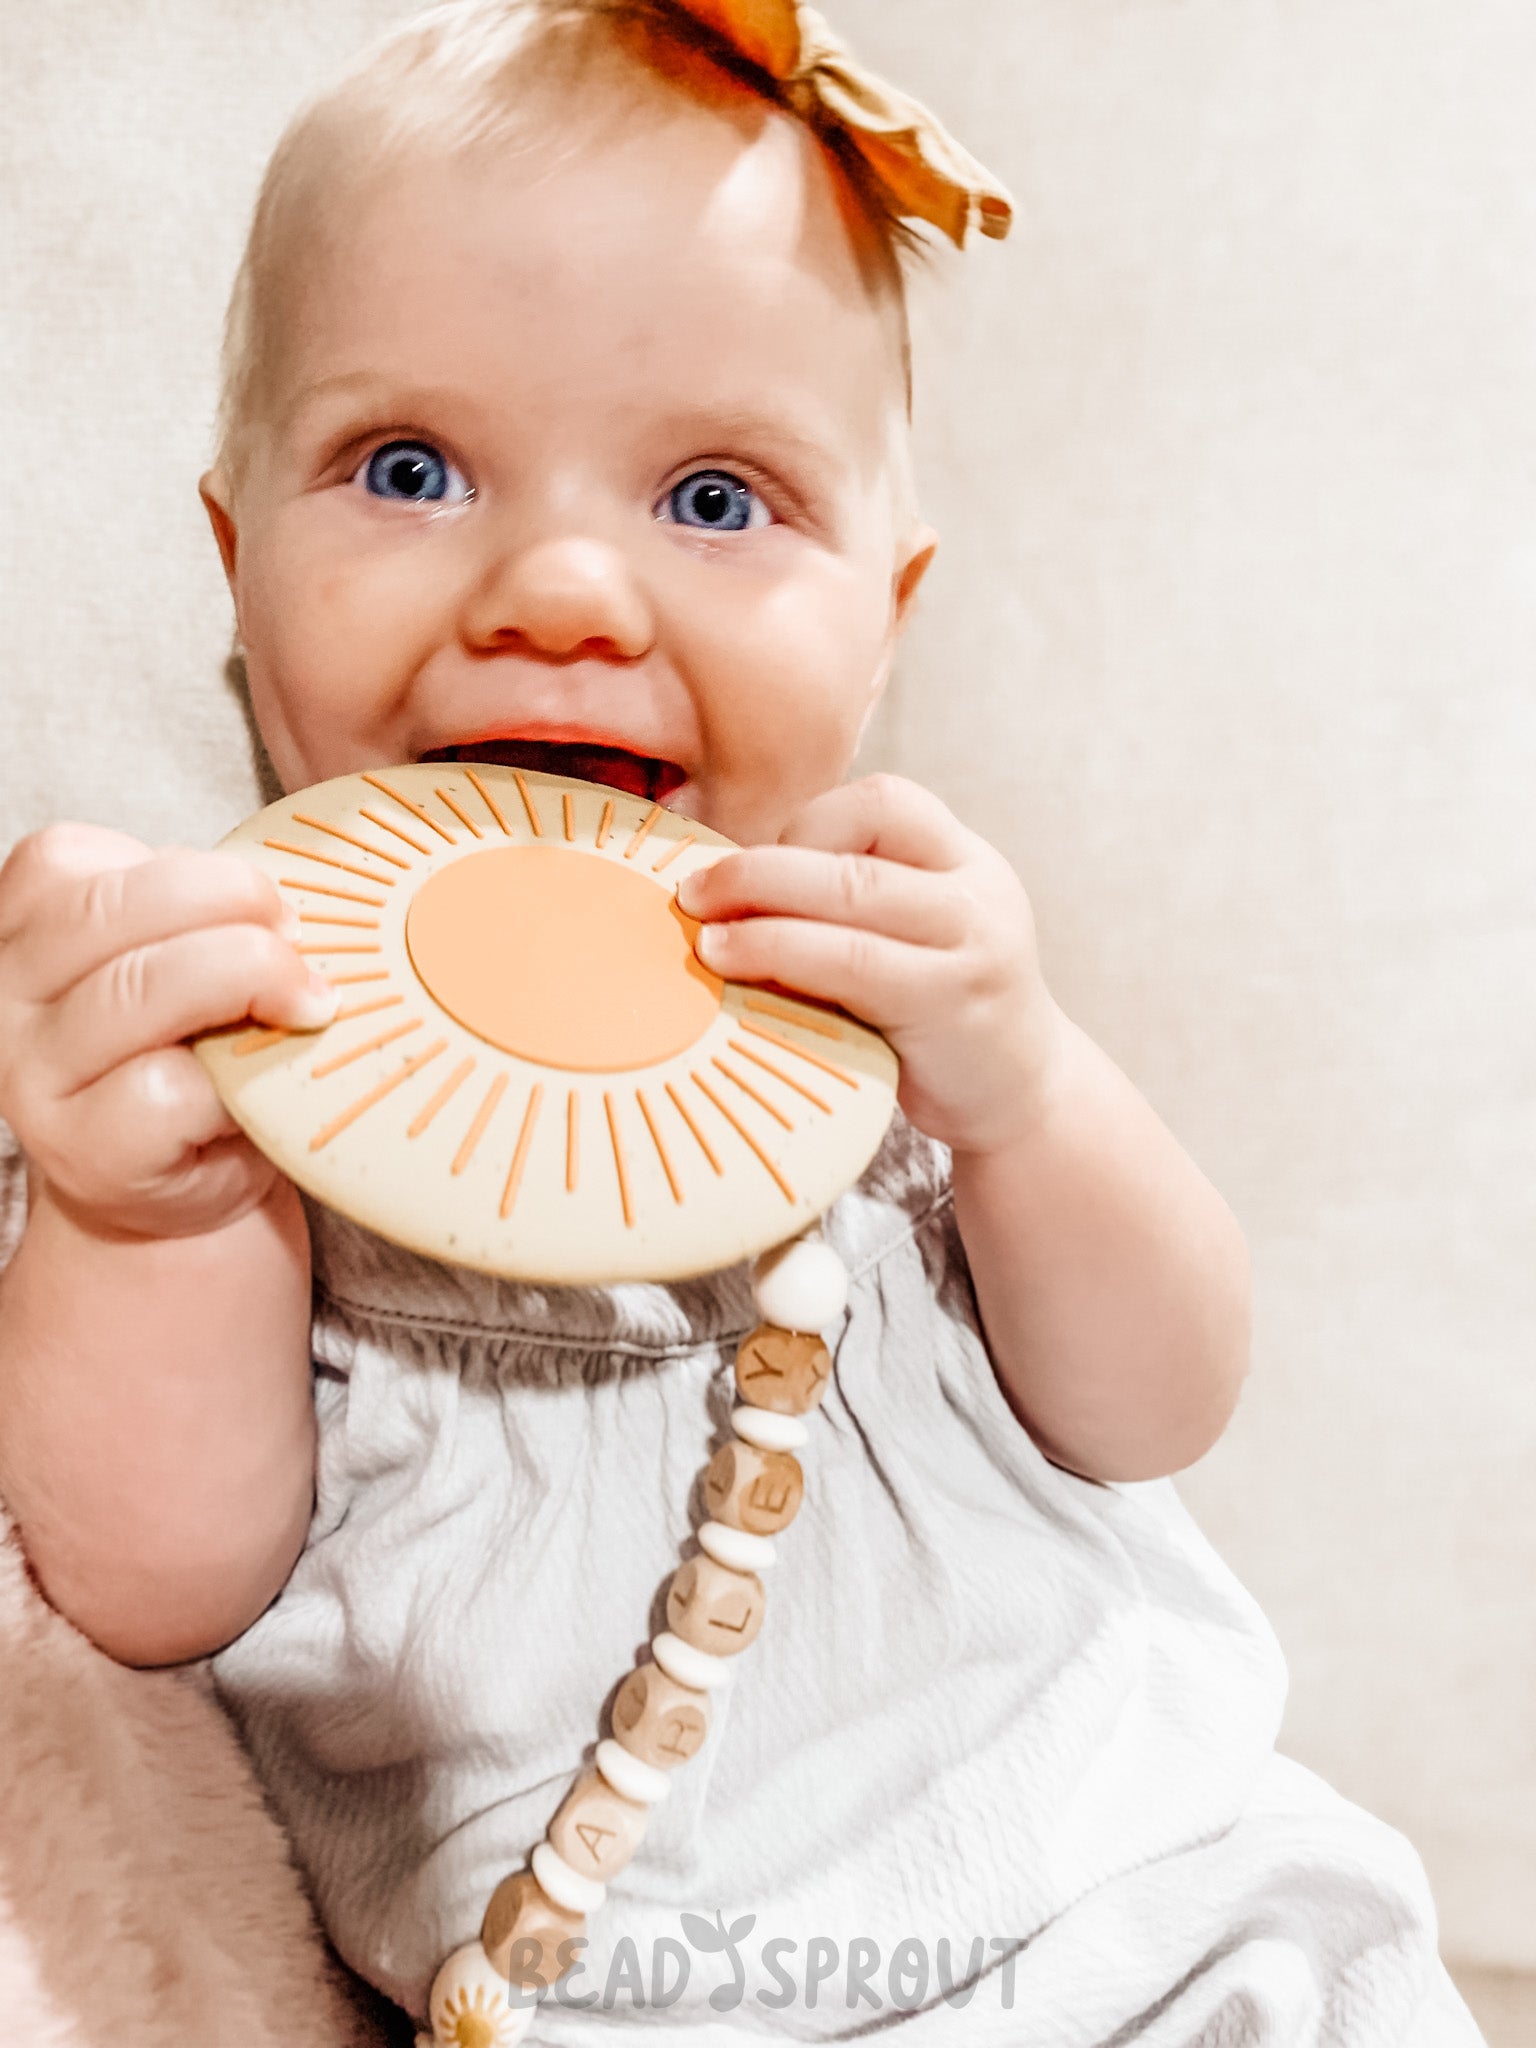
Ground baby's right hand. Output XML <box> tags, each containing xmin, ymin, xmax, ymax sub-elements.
<box><xmin>0</xmin><ymin>822</ymin><xmax>337</xmax><ymax>1240</ymax></box>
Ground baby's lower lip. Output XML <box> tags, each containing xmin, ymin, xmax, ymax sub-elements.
<box><xmin>421</xmin><ymin>741</ymin><xmax>687</xmax><ymax>805</ymax></box>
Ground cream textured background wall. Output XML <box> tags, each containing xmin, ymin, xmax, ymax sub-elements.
<box><xmin>3</xmin><ymin>0</ymin><xmax>1532</xmax><ymax>1971</ymax></box>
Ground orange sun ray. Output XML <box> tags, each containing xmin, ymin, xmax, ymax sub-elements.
<box><xmin>279</xmin><ymin>878</ymin><xmax>387</xmax><ymax>908</ymax></box>
<box><xmin>359</xmin><ymin>807</ymin><xmax>431</xmax><ymax>856</ymax></box>
<box><xmin>512</xmin><ymin>770</ymin><xmax>544</xmax><ymax>836</ymax></box>
<box><xmin>596</xmin><ymin>799</ymin><xmax>614</xmax><ymax>849</ymax></box>
<box><xmin>312</xmin><ymin>1018</ymin><xmax>423</xmax><ymax>1078</ymax></box>
<box><xmin>604</xmin><ymin>1091</ymin><xmax>635</xmax><ymax>1227</ymax></box>
<box><xmin>334</xmin><ymin>993</ymin><xmax>405</xmax><ymax>1024</ymax></box>
<box><xmin>407</xmin><ymin>1056</ymin><xmax>476</xmax><ymax>1138</ymax></box>
<box><xmin>711</xmin><ymin>1053</ymin><xmax>793</xmax><ymax>1131</ymax></box>
<box><xmin>623</xmin><ymin>804</ymin><xmax>663</xmax><ymax>860</ymax></box>
<box><xmin>500</xmin><ymin>1083</ymin><xmax>544</xmax><ymax>1219</ymax></box>
<box><xmin>664</xmin><ymin>1079</ymin><xmax>722</xmax><ymax>1174</ymax></box>
<box><xmin>690</xmin><ymin>1070</ymin><xmax>795</xmax><ymax>1201</ymax></box>
<box><xmin>737</xmin><ymin>1018</ymin><xmax>859</xmax><ymax>1087</ymax></box>
<box><xmin>636</xmin><ymin>1087</ymin><xmax>683</xmax><ymax>1204</ymax></box>
<box><xmin>726</xmin><ymin>1038</ymin><xmax>832</xmax><ymax>1113</ymax></box>
<box><xmin>453</xmin><ymin>1071</ymin><xmax>509</xmax><ymax>1175</ymax></box>
<box><xmin>309</xmin><ymin>1040</ymin><xmax>447</xmax><ymax>1151</ymax></box>
<box><xmin>742</xmin><ymin>995</ymin><xmax>843</xmax><ymax>1040</ymax></box>
<box><xmin>464</xmin><ymin>767</ymin><xmax>511</xmax><ymax>836</ymax></box>
<box><xmin>290</xmin><ymin>812</ymin><xmax>411</xmax><ymax>870</ymax></box>
<box><xmin>435</xmin><ymin>787</ymin><xmax>483</xmax><ymax>838</ymax></box>
<box><xmin>651</xmin><ymin>834</ymin><xmax>696</xmax><ymax>872</ymax></box>
<box><xmin>360</xmin><ymin>773</ymin><xmax>455</xmax><ymax>843</ymax></box>
<box><xmin>264</xmin><ymin>839</ymin><xmax>398</xmax><ymax>887</ymax></box>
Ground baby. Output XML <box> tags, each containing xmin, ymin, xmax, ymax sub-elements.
<box><xmin>0</xmin><ymin>2</ymin><xmax>1484</xmax><ymax>2043</ymax></box>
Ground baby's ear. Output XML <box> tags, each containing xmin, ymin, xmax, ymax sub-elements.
<box><xmin>893</xmin><ymin>524</ymin><xmax>939</xmax><ymax>631</ymax></box>
<box><xmin>199</xmin><ymin>471</ymin><xmax>239</xmax><ymax>584</ymax></box>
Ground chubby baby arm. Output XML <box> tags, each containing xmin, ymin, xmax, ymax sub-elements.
<box><xmin>677</xmin><ymin>772</ymin><xmax>1250</xmax><ymax>1482</ymax></box>
<box><xmin>0</xmin><ymin>823</ymin><xmax>338</xmax><ymax>1666</ymax></box>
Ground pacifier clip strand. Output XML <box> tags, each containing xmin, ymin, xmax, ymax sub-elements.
<box><xmin>421</xmin><ymin>1230</ymin><xmax>849</xmax><ymax>2048</ymax></box>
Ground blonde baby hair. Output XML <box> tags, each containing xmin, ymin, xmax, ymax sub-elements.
<box><xmin>212</xmin><ymin>0</ymin><xmax>928</xmax><ymax>491</ymax></box>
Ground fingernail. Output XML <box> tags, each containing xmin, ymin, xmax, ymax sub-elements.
<box><xmin>695</xmin><ymin>925</ymin><xmax>725</xmax><ymax>965</ymax></box>
<box><xmin>291</xmin><ymin>977</ymin><xmax>340</xmax><ymax>1030</ymax></box>
<box><xmin>279</xmin><ymin>907</ymin><xmax>303</xmax><ymax>944</ymax></box>
<box><xmin>675</xmin><ymin>874</ymin><xmax>701</xmax><ymax>912</ymax></box>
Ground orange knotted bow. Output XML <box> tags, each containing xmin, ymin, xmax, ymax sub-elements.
<box><xmin>671</xmin><ymin>0</ymin><xmax>1012</xmax><ymax>249</ymax></box>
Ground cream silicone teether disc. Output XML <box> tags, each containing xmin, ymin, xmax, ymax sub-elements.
<box><xmin>193</xmin><ymin>764</ymin><xmax>898</xmax><ymax>1285</ymax></box>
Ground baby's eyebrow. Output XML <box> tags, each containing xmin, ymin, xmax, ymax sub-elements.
<box><xmin>277</xmin><ymin>370</ymin><xmax>456</xmax><ymax>438</ymax></box>
<box><xmin>654</xmin><ymin>403</ymin><xmax>852</xmax><ymax>491</ymax></box>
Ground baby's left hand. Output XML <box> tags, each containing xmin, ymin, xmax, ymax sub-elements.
<box><xmin>674</xmin><ymin>774</ymin><xmax>1064</xmax><ymax>1156</ymax></box>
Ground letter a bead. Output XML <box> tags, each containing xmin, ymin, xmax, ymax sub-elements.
<box><xmin>703</xmin><ymin>1439</ymin><xmax>804</xmax><ymax>1534</ymax></box>
<box><xmin>665</xmin><ymin>1553</ymin><xmax>766</xmax><ymax>1655</ymax></box>
<box><xmin>547</xmin><ymin>1767</ymin><xmax>649</xmax><ymax>1882</ymax></box>
<box><xmin>610</xmin><ymin>1662</ymin><xmax>711</xmax><ymax>1769</ymax></box>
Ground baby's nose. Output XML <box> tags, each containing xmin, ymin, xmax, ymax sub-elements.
<box><xmin>462</xmin><ymin>534</ymin><xmax>654</xmax><ymax>660</ymax></box>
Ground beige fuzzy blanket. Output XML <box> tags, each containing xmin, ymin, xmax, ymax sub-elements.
<box><xmin>0</xmin><ymin>1125</ymin><xmax>402</xmax><ymax>2047</ymax></box>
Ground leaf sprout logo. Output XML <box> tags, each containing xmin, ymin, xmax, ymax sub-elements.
<box><xmin>680</xmin><ymin>1908</ymin><xmax>757</xmax><ymax>2010</ymax></box>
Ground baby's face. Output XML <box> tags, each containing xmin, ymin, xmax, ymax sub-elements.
<box><xmin>205</xmin><ymin>85</ymin><xmax>935</xmax><ymax>847</ymax></box>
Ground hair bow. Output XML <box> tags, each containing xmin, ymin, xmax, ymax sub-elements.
<box><xmin>671</xmin><ymin>0</ymin><xmax>1013</xmax><ymax>249</ymax></box>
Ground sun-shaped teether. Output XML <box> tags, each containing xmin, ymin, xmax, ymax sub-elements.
<box><xmin>194</xmin><ymin>764</ymin><xmax>897</xmax><ymax>1283</ymax></box>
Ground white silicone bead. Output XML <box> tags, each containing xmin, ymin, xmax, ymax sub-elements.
<box><xmin>531</xmin><ymin>1838</ymin><xmax>607</xmax><ymax>1916</ymax></box>
<box><xmin>730</xmin><ymin>1404</ymin><xmax>809</xmax><ymax>1452</ymax></box>
<box><xmin>751</xmin><ymin>1238</ymin><xmax>849</xmax><ymax>1332</ymax></box>
<box><xmin>651</xmin><ymin>1630</ymin><xmax>735</xmax><ymax>1691</ymax></box>
<box><xmin>595</xmin><ymin>1737</ymin><xmax>672</xmax><ymax>1806</ymax></box>
<box><xmin>698</xmin><ymin>1520</ymin><xmax>777</xmax><ymax>1572</ymax></box>
<box><xmin>428</xmin><ymin>1940</ymin><xmax>539</xmax><ymax>2047</ymax></box>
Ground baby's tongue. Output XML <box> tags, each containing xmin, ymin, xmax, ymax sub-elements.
<box><xmin>461</xmin><ymin>739</ymin><xmax>658</xmax><ymax>801</ymax></box>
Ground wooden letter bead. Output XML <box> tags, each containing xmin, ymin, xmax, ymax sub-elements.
<box><xmin>665</xmin><ymin>1553</ymin><xmax>766</xmax><ymax>1656</ymax></box>
<box><xmin>547</xmin><ymin>1767</ymin><xmax>649</xmax><ymax>1883</ymax></box>
<box><xmin>703</xmin><ymin>1439</ymin><xmax>804</xmax><ymax>1535</ymax></box>
<box><xmin>610</xmin><ymin>1663</ymin><xmax>711</xmax><ymax>1769</ymax></box>
<box><xmin>734</xmin><ymin>1323</ymin><xmax>831</xmax><ymax>1415</ymax></box>
<box><xmin>481</xmin><ymin>1868</ymin><xmax>585</xmax><ymax>1991</ymax></box>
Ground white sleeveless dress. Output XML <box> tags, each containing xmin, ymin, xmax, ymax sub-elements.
<box><xmin>171</xmin><ymin>1111</ymin><xmax>1477</xmax><ymax>2043</ymax></box>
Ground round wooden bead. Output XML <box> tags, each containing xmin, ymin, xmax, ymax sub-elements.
<box><xmin>750</xmin><ymin>1238</ymin><xmax>848</xmax><ymax>1331</ymax></box>
<box><xmin>733</xmin><ymin>1323</ymin><xmax>831</xmax><ymax>1414</ymax></box>
<box><xmin>547</xmin><ymin>1766</ymin><xmax>649</xmax><ymax>1883</ymax></box>
<box><xmin>651</xmin><ymin>1630</ymin><xmax>734</xmax><ymax>1691</ymax></box>
<box><xmin>703</xmin><ymin>1439</ymin><xmax>804</xmax><ymax>1535</ymax></box>
<box><xmin>730</xmin><ymin>1404</ymin><xmax>808</xmax><ymax>1452</ymax></box>
<box><xmin>698</xmin><ymin>1519</ymin><xmax>777</xmax><ymax>1572</ymax></box>
<box><xmin>428</xmin><ymin>1939</ymin><xmax>538</xmax><ymax>2047</ymax></box>
<box><xmin>610</xmin><ymin>1662</ymin><xmax>712</xmax><ymax>1769</ymax></box>
<box><xmin>594</xmin><ymin>1736</ymin><xmax>671</xmax><ymax>1805</ymax></box>
<box><xmin>530</xmin><ymin>1837</ymin><xmax>606</xmax><ymax>1916</ymax></box>
<box><xmin>665</xmin><ymin>1552</ymin><xmax>766</xmax><ymax>1656</ymax></box>
<box><xmin>481</xmin><ymin>1868</ymin><xmax>585</xmax><ymax>1991</ymax></box>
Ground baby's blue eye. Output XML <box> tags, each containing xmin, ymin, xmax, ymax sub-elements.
<box><xmin>660</xmin><ymin>470</ymin><xmax>768</xmax><ymax>533</ymax></box>
<box><xmin>361</xmin><ymin>440</ymin><xmax>469</xmax><ymax>505</ymax></box>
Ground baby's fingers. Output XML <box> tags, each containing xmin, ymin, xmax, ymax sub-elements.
<box><xmin>679</xmin><ymin>844</ymin><xmax>968</xmax><ymax>949</ymax></box>
<box><xmin>41</xmin><ymin>1048</ymin><xmax>277</xmax><ymax>1237</ymax></box>
<box><xmin>46</xmin><ymin>922</ymin><xmax>338</xmax><ymax>1098</ymax></box>
<box><xmin>4</xmin><ymin>843</ymin><xmax>292</xmax><ymax>1006</ymax></box>
<box><xmin>697</xmin><ymin>915</ymin><xmax>940</xmax><ymax>1031</ymax></box>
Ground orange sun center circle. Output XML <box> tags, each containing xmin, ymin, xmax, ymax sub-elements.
<box><xmin>404</xmin><ymin>843</ymin><xmax>724</xmax><ymax>1073</ymax></box>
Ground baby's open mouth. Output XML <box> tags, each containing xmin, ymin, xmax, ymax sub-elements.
<box><xmin>419</xmin><ymin>740</ymin><xmax>687</xmax><ymax>805</ymax></box>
